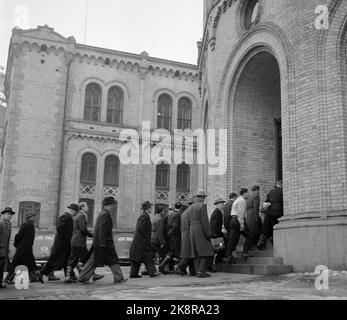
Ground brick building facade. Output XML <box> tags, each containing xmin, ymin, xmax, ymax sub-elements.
<box><xmin>1</xmin><ymin>25</ymin><xmax>200</xmax><ymax>232</ymax></box>
<box><xmin>200</xmin><ymin>0</ymin><xmax>347</xmax><ymax>271</ymax></box>
<box><xmin>2</xmin><ymin>0</ymin><xmax>347</xmax><ymax>272</ymax></box>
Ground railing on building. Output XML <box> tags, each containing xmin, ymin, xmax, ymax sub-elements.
<box><xmin>80</xmin><ymin>183</ymin><xmax>96</xmax><ymax>197</ymax></box>
<box><xmin>156</xmin><ymin>190</ymin><xmax>169</xmax><ymax>201</ymax></box>
<box><xmin>176</xmin><ymin>192</ymin><xmax>192</xmax><ymax>203</ymax></box>
<box><xmin>104</xmin><ymin>185</ymin><xmax>119</xmax><ymax>200</ymax></box>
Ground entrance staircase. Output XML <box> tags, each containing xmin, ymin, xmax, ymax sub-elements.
<box><xmin>215</xmin><ymin>242</ymin><xmax>293</xmax><ymax>276</ymax></box>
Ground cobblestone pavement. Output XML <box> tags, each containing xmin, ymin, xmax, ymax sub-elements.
<box><xmin>0</xmin><ymin>267</ymin><xmax>347</xmax><ymax>300</ymax></box>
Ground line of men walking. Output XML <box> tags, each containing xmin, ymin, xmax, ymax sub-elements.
<box><xmin>0</xmin><ymin>181</ymin><xmax>283</xmax><ymax>288</ymax></box>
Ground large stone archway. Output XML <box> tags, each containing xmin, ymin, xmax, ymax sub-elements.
<box><xmin>231</xmin><ymin>50</ymin><xmax>281</xmax><ymax>197</ymax></box>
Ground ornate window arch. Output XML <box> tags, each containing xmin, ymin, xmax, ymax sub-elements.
<box><xmin>80</xmin><ymin>153</ymin><xmax>97</xmax><ymax>185</ymax></box>
<box><xmin>157</xmin><ymin>94</ymin><xmax>173</xmax><ymax>131</ymax></box>
<box><xmin>178</xmin><ymin>97</ymin><xmax>192</xmax><ymax>130</ymax></box>
<box><xmin>107</xmin><ymin>86</ymin><xmax>124</xmax><ymax>125</ymax></box>
<box><xmin>84</xmin><ymin>83</ymin><xmax>102</xmax><ymax>122</ymax></box>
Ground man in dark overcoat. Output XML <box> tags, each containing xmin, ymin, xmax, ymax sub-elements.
<box><xmin>37</xmin><ymin>204</ymin><xmax>77</xmax><ymax>283</ymax></box>
<box><xmin>258</xmin><ymin>181</ymin><xmax>283</xmax><ymax>250</ymax></box>
<box><xmin>129</xmin><ymin>201</ymin><xmax>160</xmax><ymax>279</ymax></box>
<box><xmin>159</xmin><ymin>202</ymin><xmax>182</xmax><ymax>274</ymax></box>
<box><xmin>209</xmin><ymin>198</ymin><xmax>226</xmax><ymax>267</ymax></box>
<box><xmin>244</xmin><ymin>186</ymin><xmax>261</xmax><ymax>252</ymax></box>
<box><xmin>5</xmin><ymin>211</ymin><xmax>38</xmax><ymax>284</ymax></box>
<box><xmin>0</xmin><ymin>207</ymin><xmax>15</xmax><ymax>289</ymax></box>
<box><xmin>175</xmin><ymin>197</ymin><xmax>196</xmax><ymax>276</ymax></box>
<box><xmin>188</xmin><ymin>190</ymin><xmax>214</xmax><ymax>278</ymax></box>
<box><xmin>79</xmin><ymin>197</ymin><xmax>126</xmax><ymax>284</ymax></box>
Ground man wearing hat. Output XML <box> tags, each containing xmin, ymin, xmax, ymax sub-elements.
<box><xmin>0</xmin><ymin>207</ymin><xmax>15</xmax><ymax>289</ymax></box>
<box><xmin>175</xmin><ymin>197</ymin><xmax>196</xmax><ymax>276</ymax></box>
<box><xmin>159</xmin><ymin>202</ymin><xmax>182</xmax><ymax>274</ymax></box>
<box><xmin>5</xmin><ymin>210</ymin><xmax>38</xmax><ymax>284</ymax></box>
<box><xmin>64</xmin><ymin>202</ymin><xmax>100</xmax><ymax>283</ymax></box>
<box><xmin>188</xmin><ymin>190</ymin><xmax>215</xmax><ymax>278</ymax></box>
<box><xmin>209</xmin><ymin>198</ymin><xmax>226</xmax><ymax>268</ymax></box>
<box><xmin>245</xmin><ymin>186</ymin><xmax>262</xmax><ymax>253</ymax></box>
<box><xmin>79</xmin><ymin>197</ymin><xmax>127</xmax><ymax>284</ymax></box>
<box><xmin>37</xmin><ymin>204</ymin><xmax>78</xmax><ymax>283</ymax></box>
<box><xmin>129</xmin><ymin>201</ymin><xmax>160</xmax><ymax>278</ymax></box>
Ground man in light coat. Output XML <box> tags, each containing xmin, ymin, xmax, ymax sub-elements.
<box><xmin>188</xmin><ymin>190</ymin><xmax>214</xmax><ymax>278</ymax></box>
<box><xmin>175</xmin><ymin>197</ymin><xmax>196</xmax><ymax>276</ymax></box>
<box><xmin>224</xmin><ymin>188</ymin><xmax>250</xmax><ymax>263</ymax></box>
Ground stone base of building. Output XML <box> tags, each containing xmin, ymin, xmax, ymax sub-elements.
<box><xmin>274</xmin><ymin>216</ymin><xmax>347</xmax><ymax>273</ymax></box>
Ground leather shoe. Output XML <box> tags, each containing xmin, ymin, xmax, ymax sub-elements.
<box><xmin>0</xmin><ymin>284</ymin><xmax>7</xmax><ymax>289</ymax></box>
<box><xmin>197</xmin><ymin>272</ymin><xmax>210</xmax><ymax>278</ymax></box>
<box><xmin>130</xmin><ymin>275</ymin><xmax>142</xmax><ymax>279</ymax></box>
<box><xmin>35</xmin><ymin>271</ymin><xmax>44</xmax><ymax>284</ymax></box>
<box><xmin>4</xmin><ymin>279</ymin><xmax>14</xmax><ymax>285</ymax></box>
<box><xmin>114</xmin><ymin>278</ymin><xmax>128</xmax><ymax>284</ymax></box>
<box><xmin>141</xmin><ymin>270</ymin><xmax>150</xmax><ymax>276</ymax></box>
<box><xmin>92</xmin><ymin>274</ymin><xmax>104</xmax><ymax>282</ymax></box>
<box><xmin>149</xmin><ymin>272</ymin><xmax>161</xmax><ymax>278</ymax></box>
<box><xmin>206</xmin><ymin>267</ymin><xmax>217</xmax><ymax>273</ymax></box>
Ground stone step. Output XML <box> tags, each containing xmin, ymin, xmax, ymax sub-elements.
<box><xmin>228</xmin><ymin>256</ymin><xmax>284</xmax><ymax>265</ymax></box>
<box><xmin>216</xmin><ymin>263</ymin><xmax>293</xmax><ymax>276</ymax></box>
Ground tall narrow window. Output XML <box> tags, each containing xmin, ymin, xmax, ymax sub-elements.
<box><xmin>80</xmin><ymin>153</ymin><xmax>97</xmax><ymax>184</ymax></box>
<box><xmin>156</xmin><ymin>163</ymin><xmax>170</xmax><ymax>190</ymax></box>
<box><xmin>18</xmin><ymin>201</ymin><xmax>41</xmax><ymax>228</ymax></box>
<box><xmin>107</xmin><ymin>86</ymin><xmax>124</xmax><ymax>125</ymax></box>
<box><xmin>177</xmin><ymin>164</ymin><xmax>190</xmax><ymax>192</ymax></box>
<box><xmin>178</xmin><ymin>98</ymin><xmax>192</xmax><ymax>130</ymax></box>
<box><xmin>104</xmin><ymin>155</ymin><xmax>120</xmax><ymax>186</ymax></box>
<box><xmin>79</xmin><ymin>198</ymin><xmax>95</xmax><ymax>228</ymax></box>
<box><xmin>84</xmin><ymin>83</ymin><xmax>101</xmax><ymax>122</ymax></box>
<box><xmin>157</xmin><ymin>94</ymin><xmax>172</xmax><ymax>131</ymax></box>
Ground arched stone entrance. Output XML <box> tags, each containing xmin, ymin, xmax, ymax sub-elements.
<box><xmin>231</xmin><ymin>50</ymin><xmax>282</xmax><ymax>197</ymax></box>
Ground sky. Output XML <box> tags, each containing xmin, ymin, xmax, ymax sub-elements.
<box><xmin>0</xmin><ymin>0</ymin><xmax>204</xmax><ymax>69</ymax></box>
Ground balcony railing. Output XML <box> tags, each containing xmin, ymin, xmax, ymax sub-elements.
<box><xmin>176</xmin><ymin>192</ymin><xmax>191</xmax><ymax>203</ymax></box>
<box><xmin>80</xmin><ymin>183</ymin><xmax>96</xmax><ymax>197</ymax></box>
<box><xmin>156</xmin><ymin>190</ymin><xmax>169</xmax><ymax>201</ymax></box>
<box><xmin>104</xmin><ymin>185</ymin><xmax>119</xmax><ymax>200</ymax></box>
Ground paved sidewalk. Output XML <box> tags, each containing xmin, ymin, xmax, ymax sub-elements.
<box><xmin>0</xmin><ymin>267</ymin><xmax>346</xmax><ymax>300</ymax></box>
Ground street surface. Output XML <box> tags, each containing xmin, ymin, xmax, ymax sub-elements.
<box><xmin>0</xmin><ymin>267</ymin><xmax>347</xmax><ymax>300</ymax></box>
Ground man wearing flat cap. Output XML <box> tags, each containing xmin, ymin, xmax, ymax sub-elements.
<box><xmin>188</xmin><ymin>190</ymin><xmax>215</xmax><ymax>278</ymax></box>
<box><xmin>129</xmin><ymin>201</ymin><xmax>160</xmax><ymax>278</ymax></box>
<box><xmin>159</xmin><ymin>202</ymin><xmax>182</xmax><ymax>274</ymax></box>
<box><xmin>79</xmin><ymin>197</ymin><xmax>126</xmax><ymax>284</ymax></box>
<box><xmin>0</xmin><ymin>207</ymin><xmax>15</xmax><ymax>289</ymax></box>
<box><xmin>5</xmin><ymin>210</ymin><xmax>38</xmax><ymax>284</ymax></box>
<box><xmin>37</xmin><ymin>204</ymin><xmax>78</xmax><ymax>283</ymax></box>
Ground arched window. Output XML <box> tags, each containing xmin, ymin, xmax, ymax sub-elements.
<box><xmin>178</xmin><ymin>97</ymin><xmax>192</xmax><ymax>130</ymax></box>
<box><xmin>244</xmin><ymin>0</ymin><xmax>260</xmax><ymax>30</ymax></box>
<box><xmin>79</xmin><ymin>198</ymin><xmax>95</xmax><ymax>228</ymax></box>
<box><xmin>107</xmin><ymin>86</ymin><xmax>124</xmax><ymax>125</ymax></box>
<box><xmin>104</xmin><ymin>155</ymin><xmax>120</xmax><ymax>187</ymax></box>
<box><xmin>157</xmin><ymin>94</ymin><xmax>172</xmax><ymax>131</ymax></box>
<box><xmin>80</xmin><ymin>153</ymin><xmax>97</xmax><ymax>184</ymax></box>
<box><xmin>156</xmin><ymin>163</ymin><xmax>170</xmax><ymax>190</ymax></box>
<box><xmin>84</xmin><ymin>83</ymin><xmax>102</xmax><ymax>122</ymax></box>
<box><xmin>177</xmin><ymin>164</ymin><xmax>190</xmax><ymax>192</ymax></box>
<box><xmin>18</xmin><ymin>201</ymin><xmax>41</xmax><ymax>228</ymax></box>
